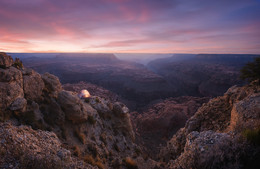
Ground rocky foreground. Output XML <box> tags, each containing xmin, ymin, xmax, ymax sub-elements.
<box><xmin>0</xmin><ymin>52</ymin><xmax>158</xmax><ymax>169</ymax></box>
<box><xmin>160</xmin><ymin>80</ymin><xmax>260</xmax><ymax>168</ymax></box>
<box><xmin>0</xmin><ymin>52</ymin><xmax>259</xmax><ymax>169</ymax></box>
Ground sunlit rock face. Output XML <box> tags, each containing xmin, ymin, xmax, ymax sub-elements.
<box><xmin>78</xmin><ymin>89</ymin><xmax>91</xmax><ymax>99</ymax></box>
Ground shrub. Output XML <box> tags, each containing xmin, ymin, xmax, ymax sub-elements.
<box><xmin>73</xmin><ymin>146</ymin><xmax>81</xmax><ymax>157</ymax></box>
<box><xmin>240</xmin><ymin>56</ymin><xmax>260</xmax><ymax>83</ymax></box>
<box><xmin>123</xmin><ymin>157</ymin><xmax>138</xmax><ymax>169</ymax></box>
<box><xmin>242</xmin><ymin>128</ymin><xmax>260</xmax><ymax>145</ymax></box>
<box><xmin>13</xmin><ymin>58</ymin><xmax>24</xmax><ymax>69</ymax></box>
<box><xmin>87</xmin><ymin>115</ymin><xmax>96</xmax><ymax>125</ymax></box>
<box><xmin>134</xmin><ymin>147</ymin><xmax>141</xmax><ymax>156</ymax></box>
<box><xmin>84</xmin><ymin>155</ymin><xmax>95</xmax><ymax>165</ymax></box>
<box><xmin>113</xmin><ymin>143</ymin><xmax>120</xmax><ymax>152</ymax></box>
<box><xmin>100</xmin><ymin>132</ymin><xmax>107</xmax><ymax>145</ymax></box>
<box><xmin>95</xmin><ymin>161</ymin><xmax>105</xmax><ymax>169</ymax></box>
<box><xmin>74</xmin><ymin>129</ymin><xmax>86</xmax><ymax>144</ymax></box>
<box><xmin>84</xmin><ymin>155</ymin><xmax>105</xmax><ymax>169</ymax></box>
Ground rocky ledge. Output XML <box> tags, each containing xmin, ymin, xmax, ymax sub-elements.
<box><xmin>160</xmin><ymin>80</ymin><xmax>260</xmax><ymax>169</ymax></box>
<box><xmin>0</xmin><ymin>52</ymin><xmax>159</xmax><ymax>169</ymax></box>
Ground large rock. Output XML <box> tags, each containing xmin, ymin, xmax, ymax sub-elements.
<box><xmin>230</xmin><ymin>93</ymin><xmax>260</xmax><ymax>131</ymax></box>
<box><xmin>169</xmin><ymin>131</ymin><xmax>242</xmax><ymax>169</ymax></box>
<box><xmin>42</xmin><ymin>73</ymin><xmax>62</xmax><ymax>97</ymax></box>
<box><xmin>23</xmin><ymin>68</ymin><xmax>44</xmax><ymax>100</ymax></box>
<box><xmin>113</xmin><ymin>102</ymin><xmax>135</xmax><ymax>141</ymax></box>
<box><xmin>0</xmin><ymin>70</ymin><xmax>24</xmax><ymax>111</ymax></box>
<box><xmin>0</xmin><ymin>123</ymin><xmax>94</xmax><ymax>169</ymax></box>
<box><xmin>0</xmin><ymin>52</ymin><xmax>13</xmax><ymax>68</ymax></box>
<box><xmin>57</xmin><ymin>91</ymin><xmax>89</xmax><ymax>123</ymax></box>
<box><xmin>9</xmin><ymin>97</ymin><xmax>27</xmax><ymax>111</ymax></box>
<box><xmin>160</xmin><ymin>81</ymin><xmax>260</xmax><ymax>168</ymax></box>
<box><xmin>0</xmin><ymin>66</ymin><xmax>22</xmax><ymax>82</ymax></box>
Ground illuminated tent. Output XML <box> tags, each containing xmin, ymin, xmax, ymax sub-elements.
<box><xmin>78</xmin><ymin>89</ymin><xmax>91</xmax><ymax>99</ymax></box>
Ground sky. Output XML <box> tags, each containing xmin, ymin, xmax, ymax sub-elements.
<box><xmin>0</xmin><ymin>0</ymin><xmax>260</xmax><ymax>54</ymax></box>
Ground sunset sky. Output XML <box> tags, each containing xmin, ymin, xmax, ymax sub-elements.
<box><xmin>0</xmin><ymin>0</ymin><xmax>260</xmax><ymax>53</ymax></box>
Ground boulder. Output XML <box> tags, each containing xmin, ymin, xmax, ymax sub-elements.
<box><xmin>170</xmin><ymin>131</ymin><xmax>242</xmax><ymax>169</ymax></box>
<box><xmin>113</xmin><ymin>102</ymin><xmax>135</xmax><ymax>141</ymax></box>
<box><xmin>230</xmin><ymin>93</ymin><xmax>260</xmax><ymax>131</ymax></box>
<box><xmin>0</xmin><ymin>52</ymin><xmax>13</xmax><ymax>68</ymax></box>
<box><xmin>0</xmin><ymin>66</ymin><xmax>22</xmax><ymax>82</ymax></box>
<box><xmin>23</xmin><ymin>69</ymin><xmax>44</xmax><ymax>100</ymax></box>
<box><xmin>9</xmin><ymin>97</ymin><xmax>27</xmax><ymax>111</ymax></box>
<box><xmin>57</xmin><ymin>91</ymin><xmax>89</xmax><ymax>123</ymax></box>
<box><xmin>0</xmin><ymin>65</ymin><xmax>24</xmax><ymax>111</ymax></box>
<box><xmin>42</xmin><ymin>73</ymin><xmax>62</xmax><ymax>97</ymax></box>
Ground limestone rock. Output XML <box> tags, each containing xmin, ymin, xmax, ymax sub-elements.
<box><xmin>0</xmin><ymin>81</ymin><xmax>24</xmax><ymax>111</ymax></box>
<box><xmin>23</xmin><ymin>69</ymin><xmax>44</xmax><ymax>100</ymax></box>
<box><xmin>0</xmin><ymin>52</ymin><xmax>13</xmax><ymax>68</ymax></box>
<box><xmin>0</xmin><ymin>123</ymin><xmax>94</xmax><ymax>169</ymax></box>
<box><xmin>42</xmin><ymin>73</ymin><xmax>62</xmax><ymax>97</ymax></box>
<box><xmin>160</xmin><ymin>81</ymin><xmax>260</xmax><ymax>168</ymax></box>
<box><xmin>57</xmin><ymin>91</ymin><xmax>89</xmax><ymax>123</ymax></box>
<box><xmin>170</xmin><ymin>131</ymin><xmax>242</xmax><ymax>169</ymax></box>
<box><xmin>9</xmin><ymin>97</ymin><xmax>27</xmax><ymax>111</ymax></box>
<box><xmin>230</xmin><ymin>93</ymin><xmax>260</xmax><ymax>131</ymax></box>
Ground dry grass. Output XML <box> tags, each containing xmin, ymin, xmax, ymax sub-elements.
<box><xmin>124</xmin><ymin>157</ymin><xmax>138</xmax><ymax>169</ymax></box>
<box><xmin>73</xmin><ymin>145</ymin><xmax>81</xmax><ymax>157</ymax></box>
<box><xmin>95</xmin><ymin>161</ymin><xmax>105</xmax><ymax>169</ymax></box>
<box><xmin>84</xmin><ymin>155</ymin><xmax>105</xmax><ymax>169</ymax></box>
<box><xmin>74</xmin><ymin>128</ymin><xmax>86</xmax><ymax>144</ymax></box>
<box><xmin>87</xmin><ymin>115</ymin><xmax>96</xmax><ymax>125</ymax></box>
<box><xmin>84</xmin><ymin>155</ymin><xmax>95</xmax><ymax>165</ymax></box>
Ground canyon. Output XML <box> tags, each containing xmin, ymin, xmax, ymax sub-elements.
<box><xmin>0</xmin><ymin>52</ymin><xmax>259</xmax><ymax>168</ymax></box>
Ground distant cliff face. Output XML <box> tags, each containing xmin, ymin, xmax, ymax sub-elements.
<box><xmin>0</xmin><ymin>53</ymin><xmax>159</xmax><ymax>169</ymax></box>
<box><xmin>160</xmin><ymin>80</ymin><xmax>260</xmax><ymax>169</ymax></box>
<box><xmin>147</xmin><ymin>54</ymin><xmax>257</xmax><ymax>97</ymax></box>
<box><xmin>131</xmin><ymin>96</ymin><xmax>209</xmax><ymax>157</ymax></box>
<box><xmin>20</xmin><ymin>53</ymin><xmax>176</xmax><ymax>110</ymax></box>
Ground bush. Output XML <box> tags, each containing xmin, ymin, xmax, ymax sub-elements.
<box><xmin>123</xmin><ymin>157</ymin><xmax>138</xmax><ymax>169</ymax></box>
<box><xmin>84</xmin><ymin>155</ymin><xmax>105</xmax><ymax>169</ymax></box>
<box><xmin>74</xmin><ymin>129</ymin><xmax>86</xmax><ymax>144</ymax></box>
<box><xmin>13</xmin><ymin>58</ymin><xmax>23</xmax><ymax>69</ymax></box>
<box><xmin>242</xmin><ymin>128</ymin><xmax>260</xmax><ymax>145</ymax></box>
<box><xmin>73</xmin><ymin>146</ymin><xmax>81</xmax><ymax>157</ymax></box>
<box><xmin>240</xmin><ymin>56</ymin><xmax>260</xmax><ymax>83</ymax></box>
<box><xmin>87</xmin><ymin>115</ymin><xmax>96</xmax><ymax>125</ymax></box>
<box><xmin>84</xmin><ymin>155</ymin><xmax>95</xmax><ymax>165</ymax></box>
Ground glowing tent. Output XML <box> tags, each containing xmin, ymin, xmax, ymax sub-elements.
<box><xmin>78</xmin><ymin>89</ymin><xmax>91</xmax><ymax>99</ymax></box>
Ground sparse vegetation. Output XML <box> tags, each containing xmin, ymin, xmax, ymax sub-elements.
<box><xmin>240</xmin><ymin>56</ymin><xmax>260</xmax><ymax>83</ymax></box>
<box><xmin>87</xmin><ymin>115</ymin><xmax>96</xmax><ymax>125</ymax></box>
<box><xmin>95</xmin><ymin>97</ymin><xmax>101</xmax><ymax>103</ymax></box>
<box><xmin>84</xmin><ymin>155</ymin><xmax>95</xmax><ymax>165</ymax></box>
<box><xmin>134</xmin><ymin>147</ymin><xmax>141</xmax><ymax>156</ymax></box>
<box><xmin>123</xmin><ymin>157</ymin><xmax>138</xmax><ymax>169</ymax></box>
<box><xmin>73</xmin><ymin>145</ymin><xmax>81</xmax><ymax>157</ymax></box>
<box><xmin>242</xmin><ymin>128</ymin><xmax>260</xmax><ymax>145</ymax></box>
<box><xmin>85</xmin><ymin>98</ymin><xmax>90</xmax><ymax>103</ymax></box>
<box><xmin>13</xmin><ymin>57</ymin><xmax>24</xmax><ymax>69</ymax></box>
<box><xmin>95</xmin><ymin>161</ymin><xmax>105</xmax><ymax>169</ymax></box>
<box><xmin>113</xmin><ymin>143</ymin><xmax>120</xmax><ymax>152</ymax></box>
<box><xmin>100</xmin><ymin>132</ymin><xmax>107</xmax><ymax>145</ymax></box>
<box><xmin>74</xmin><ymin>129</ymin><xmax>86</xmax><ymax>144</ymax></box>
<box><xmin>83</xmin><ymin>155</ymin><xmax>105</xmax><ymax>169</ymax></box>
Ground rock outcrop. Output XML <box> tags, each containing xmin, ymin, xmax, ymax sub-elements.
<box><xmin>0</xmin><ymin>123</ymin><xmax>95</xmax><ymax>169</ymax></box>
<box><xmin>160</xmin><ymin>81</ymin><xmax>260</xmax><ymax>168</ymax></box>
<box><xmin>0</xmin><ymin>53</ymin><xmax>156</xmax><ymax>169</ymax></box>
<box><xmin>0</xmin><ymin>52</ymin><xmax>13</xmax><ymax>68</ymax></box>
